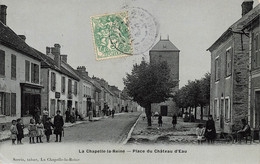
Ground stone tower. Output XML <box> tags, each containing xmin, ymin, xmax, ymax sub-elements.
<box><xmin>149</xmin><ymin>37</ymin><xmax>180</xmax><ymax>116</ymax></box>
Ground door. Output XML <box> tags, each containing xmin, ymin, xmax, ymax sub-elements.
<box><xmin>220</xmin><ymin>99</ymin><xmax>224</xmax><ymax>130</ymax></box>
<box><xmin>255</xmin><ymin>91</ymin><xmax>260</xmax><ymax>129</ymax></box>
<box><xmin>160</xmin><ymin>105</ymin><xmax>168</xmax><ymax>116</ymax></box>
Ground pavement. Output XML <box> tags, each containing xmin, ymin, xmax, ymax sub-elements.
<box><xmin>0</xmin><ymin>113</ymin><xmax>125</xmax><ymax>142</ymax></box>
<box><xmin>127</xmin><ymin>113</ymin><xmax>260</xmax><ymax>145</ymax></box>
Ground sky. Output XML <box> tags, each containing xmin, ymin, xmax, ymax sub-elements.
<box><xmin>0</xmin><ymin>0</ymin><xmax>259</xmax><ymax>90</ymax></box>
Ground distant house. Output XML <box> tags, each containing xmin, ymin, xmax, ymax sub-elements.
<box><xmin>0</xmin><ymin>5</ymin><xmax>42</xmax><ymax>125</ymax></box>
<box><xmin>149</xmin><ymin>37</ymin><xmax>180</xmax><ymax>116</ymax></box>
<box><xmin>207</xmin><ymin>1</ymin><xmax>259</xmax><ymax>133</ymax></box>
<box><xmin>39</xmin><ymin>44</ymin><xmax>80</xmax><ymax>117</ymax></box>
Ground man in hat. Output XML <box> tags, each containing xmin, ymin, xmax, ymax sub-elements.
<box><xmin>54</xmin><ymin>110</ymin><xmax>64</xmax><ymax>142</ymax></box>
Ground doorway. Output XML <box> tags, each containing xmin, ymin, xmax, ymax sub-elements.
<box><xmin>255</xmin><ymin>91</ymin><xmax>260</xmax><ymax>129</ymax></box>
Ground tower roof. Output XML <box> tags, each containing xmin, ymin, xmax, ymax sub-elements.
<box><xmin>150</xmin><ymin>38</ymin><xmax>180</xmax><ymax>52</ymax></box>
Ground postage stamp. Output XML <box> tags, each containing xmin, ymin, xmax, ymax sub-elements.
<box><xmin>91</xmin><ymin>11</ymin><xmax>133</xmax><ymax>60</ymax></box>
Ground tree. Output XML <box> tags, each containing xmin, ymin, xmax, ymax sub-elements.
<box><xmin>198</xmin><ymin>73</ymin><xmax>211</xmax><ymax>120</ymax></box>
<box><xmin>123</xmin><ymin>60</ymin><xmax>177</xmax><ymax>126</ymax></box>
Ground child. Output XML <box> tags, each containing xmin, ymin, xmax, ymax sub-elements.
<box><xmin>44</xmin><ymin>117</ymin><xmax>53</xmax><ymax>142</ymax></box>
<box><xmin>10</xmin><ymin>120</ymin><xmax>18</xmax><ymax>145</ymax></box>
<box><xmin>196</xmin><ymin>124</ymin><xmax>206</xmax><ymax>144</ymax></box>
<box><xmin>36</xmin><ymin>120</ymin><xmax>44</xmax><ymax>143</ymax></box>
<box><xmin>28</xmin><ymin>118</ymin><xmax>37</xmax><ymax>144</ymax></box>
<box><xmin>16</xmin><ymin>118</ymin><xmax>24</xmax><ymax>144</ymax></box>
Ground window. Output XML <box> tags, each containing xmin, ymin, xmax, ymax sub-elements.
<box><xmin>214</xmin><ymin>99</ymin><xmax>219</xmax><ymax>120</ymax></box>
<box><xmin>225</xmin><ymin>48</ymin><xmax>232</xmax><ymax>76</ymax></box>
<box><xmin>61</xmin><ymin>76</ymin><xmax>65</xmax><ymax>93</ymax></box>
<box><xmin>74</xmin><ymin>81</ymin><xmax>78</xmax><ymax>95</ymax></box>
<box><xmin>252</xmin><ymin>33</ymin><xmax>260</xmax><ymax>68</ymax></box>
<box><xmin>68</xmin><ymin>79</ymin><xmax>72</xmax><ymax>94</ymax></box>
<box><xmin>25</xmin><ymin>60</ymin><xmax>30</xmax><ymax>82</ymax></box>
<box><xmin>215</xmin><ymin>57</ymin><xmax>220</xmax><ymax>81</ymax></box>
<box><xmin>51</xmin><ymin>72</ymin><xmax>56</xmax><ymax>91</ymax></box>
<box><xmin>0</xmin><ymin>92</ymin><xmax>4</xmax><ymax>115</ymax></box>
<box><xmin>11</xmin><ymin>93</ymin><xmax>16</xmax><ymax>116</ymax></box>
<box><xmin>0</xmin><ymin>50</ymin><xmax>5</xmax><ymax>76</ymax></box>
<box><xmin>11</xmin><ymin>54</ymin><xmax>16</xmax><ymax>79</ymax></box>
<box><xmin>31</xmin><ymin>63</ymin><xmax>39</xmax><ymax>84</ymax></box>
<box><xmin>225</xmin><ymin>97</ymin><xmax>230</xmax><ymax>121</ymax></box>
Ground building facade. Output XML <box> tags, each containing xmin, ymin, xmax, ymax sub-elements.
<box><xmin>208</xmin><ymin>1</ymin><xmax>259</xmax><ymax>133</ymax></box>
<box><xmin>149</xmin><ymin>37</ymin><xmax>180</xmax><ymax>116</ymax></box>
<box><xmin>40</xmin><ymin>44</ymin><xmax>80</xmax><ymax>117</ymax></box>
<box><xmin>0</xmin><ymin>5</ymin><xmax>42</xmax><ymax>126</ymax></box>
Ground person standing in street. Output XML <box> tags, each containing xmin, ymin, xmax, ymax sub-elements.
<box><xmin>16</xmin><ymin>118</ymin><xmax>24</xmax><ymax>144</ymax></box>
<box><xmin>205</xmin><ymin>115</ymin><xmax>216</xmax><ymax>144</ymax></box>
<box><xmin>36</xmin><ymin>120</ymin><xmax>44</xmax><ymax>143</ymax></box>
<box><xmin>112</xmin><ymin>108</ymin><xmax>115</xmax><ymax>118</ymax></box>
<box><xmin>44</xmin><ymin>117</ymin><xmax>53</xmax><ymax>143</ymax></box>
<box><xmin>158</xmin><ymin>114</ymin><xmax>163</xmax><ymax>127</ymax></box>
<box><xmin>54</xmin><ymin>110</ymin><xmax>64</xmax><ymax>142</ymax></box>
<box><xmin>28</xmin><ymin>118</ymin><xmax>37</xmax><ymax>144</ymax></box>
<box><xmin>172</xmin><ymin>114</ymin><xmax>177</xmax><ymax>129</ymax></box>
<box><xmin>42</xmin><ymin>108</ymin><xmax>49</xmax><ymax>124</ymax></box>
<box><xmin>65</xmin><ymin>108</ymin><xmax>70</xmax><ymax>123</ymax></box>
<box><xmin>10</xmin><ymin>120</ymin><xmax>18</xmax><ymax>145</ymax></box>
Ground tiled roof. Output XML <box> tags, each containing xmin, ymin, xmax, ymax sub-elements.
<box><xmin>0</xmin><ymin>22</ymin><xmax>42</xmax><ymax>60</ymax></box>
<box><xmin>150</xmin><ymin>39</ymin><xmax>180</xmax><ymax>51</ymax></box>
<box><xmin>207</xmin><ymin>4</ymin><xmax>260</xmax><ymax>51</ymax></box>
<box><xmin>34</xmin><ymin>49</ymin><xmax>80</xmax><ymax>81</ymax></box>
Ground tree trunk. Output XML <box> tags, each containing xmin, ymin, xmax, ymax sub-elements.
<box><xmin>200</xmin><ymin>105</ymin><xmax>203</xmax><ymax>121</ymax></box>
<box><xmin>194</xmin><ymin>106</ymin><xmax>197</xmax><ymax>120</ymax></box>
<box><xmin>145</xmin><ymin>104</ymin><xmax>152</xmax><ymax>126</ymax></box>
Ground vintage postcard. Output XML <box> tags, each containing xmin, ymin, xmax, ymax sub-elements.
<box><xmin>0</xmin><ymin>0</ymin><xmax>260</xmax><ymax>164</ymax></box>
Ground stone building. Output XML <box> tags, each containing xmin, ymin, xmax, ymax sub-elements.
<box><xmin>207</xmin><ymin>1</ymin><xmax>259</xmax><ymax>133</ymax></box>
<box><xmin>39</xmin><ymin>44</ymin><xmax>80</xmax><ymax>117</ymax></box>
<box><xmin>0</xmin><ymin>5</ymin><xmax>42</xmax><ymax>126</ymax></box>
<box><xmin>149</xmin><ymin>37</ymin><xmax>180</xmax><ymax>116</ymax></box>
<box><xmin>244</xmin><ymin>5</ymin><xmax>260</xmax><ymax>133</ymax></box>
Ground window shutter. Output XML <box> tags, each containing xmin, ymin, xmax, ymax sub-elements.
<box><xmin>31</xmin><ymin>63</ymin><xmax>34</xmax><ymax>83</ymax></box>
<box><xmin>11</xmin><ymin>93</ymin><xmax>16</xmax><ymax>116</ymax></box>
<box><xmin>0</xmin><ymin>50</ymin><xmax>5</xmax><ymax>76</ymax></box>
<box><xmin>35</xmin><ymin>64</ymin><xmax>39</xmax><ymax>83</ymax></box>
<box><xmin>4</xmin><ymin>93</ymin><xmax>10</xmax><ymax>116</ymax></box>
<box><xmin>25</xmin><ymin>60</ymin><xmax>30</xmax><ymax>81</ymax></box>
<box><xmin>11</xmin><ymin>54</ymin><xmax>16</xmax><ymax>78</ymax></box>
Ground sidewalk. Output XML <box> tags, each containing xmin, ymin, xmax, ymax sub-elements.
<box><xmin>127</xmin><ymin>113</ymin><xmax>260</xmax><ymax>145</ymax></box>
<box><xmin>0</xmin><ymin>116</ymin><xmax>103</xmax><ymax>142</ymax></box>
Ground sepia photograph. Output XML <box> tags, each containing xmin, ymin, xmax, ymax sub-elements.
<box><xmin>0</xmin><ymin>0</ymin><xmax>259</xmax><ymax>164</ymax></box>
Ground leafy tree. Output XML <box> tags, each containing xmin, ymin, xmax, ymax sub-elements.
<box><xmin>123</xmin><ymin>60</ymin><xmax>177</xmax><ymax>126</ymax></box>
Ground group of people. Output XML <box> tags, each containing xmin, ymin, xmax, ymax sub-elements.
<box><xmin>10</xmin><ymin>110</ymin><xmax>64</xmax><ymax>145</ymax></box>
<box><xmin>65</xmin><ymin>108</ymin><xmax>83</xmax><ymax>123</ymax></box>
<box><xmin>156</xmin><ymin>113</ymin><xmax>177</xmax><ymax>128</ymax></box>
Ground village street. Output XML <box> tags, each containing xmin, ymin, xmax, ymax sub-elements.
<box><xmin>0</xmin><ymin>112</ymin><xmax>141</xmax><ymax>146</ymax></box>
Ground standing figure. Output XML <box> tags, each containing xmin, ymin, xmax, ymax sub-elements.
<box><xmin>172</xmin><ymin>114</ymin><xmax>177</xmax><ymax>129</ymax></box>
<box><xmin>111</xmin><ymin>109</ymin><xmax>115</xmax><ymax>118</ymax></box>
<box><xmin>196</xmin><ymin>124</ymin><xmax>206</xmax><ymax>144</ymax></box>
<box><xmin>205</xmin><ymin>115</ymin><xmax>216</xmax><ymax>144</ymax></box>
<box><xmin>70</xmin><ymin>108</ymin><xmax>76</xmax><ymax>123</ymax></box>
<box><xmin>42</xmin><ymin>108</ymin><xmax>49</xmax><ymax>124</ymax></box>
<box><xmin>54</xmin><ymin>110</ymin><xmax>64</xmax><ymax>142</ymax></box>
<box><xmin>158</xmin><ymin>114</ymin><xmax>163</xmax><ymax>127</ymax></box>
<box><xmin>236</xmin><ymin>119</ymin><xmax>251</xmax><ymax>143</ymax></box>
<box><xmin>65</xmin><ymin>108</ymin><xmax>70</xmax><ymax>123</ymax></box>
<box><xmin>36</xmin><ymin>120</ymin><xmax>44</xmax><ymax>143</ymax></box>
<box><xmin>88</xmin><ymin>110</ymin><xmax>93</xmax><ymax>121</ymax></box>
<box><xmin>75</xmin><ymin>109</ymin><xmax>79</xmax><ymax>121</ymax></box>
<box><xmin>10</xmin><ymin>120</ymin><xmax>18</xmax><ymax>145</ymax></box>
<box><xmin>28</xmin><ymin>118</ymin><xmax>37</xmax><ymax>144</ymax></box>
<box><xmin>44</xmin><ymin>117</ymin><xmax>53</xmax><ymax>142</ymax></box>
<box><xmin>16</xmin><ymin>118</ymin><xmax>24</xmax><ymax>144</ymax></box>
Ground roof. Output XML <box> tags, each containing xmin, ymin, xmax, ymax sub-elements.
<box><xmin>0</xmin><ymin>22</ymin><xmax>42</xmax><ymax>61</ymax></box>
<box><xmin>150</xmin><ymin>39</ymin><xmax>180</xmax><ymax>52</ymax></box>
<box><xmin>207</xmin><ymin>4</ymin><xmax>260</xmax><ymax>52</ymax></box>
<box><xmin>34</xmin><ymin>49</ymin><xmax>80</xmax><ymax>81</ymax></box>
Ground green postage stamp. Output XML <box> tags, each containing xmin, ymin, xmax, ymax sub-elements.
<box><xmin>91</xmin><ymin>11</ymin><xmax>133</xmax><ymax>60</ymax></box>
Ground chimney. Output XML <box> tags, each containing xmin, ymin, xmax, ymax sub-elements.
<box><xmin>52</xmin><ymin>44</ymin><xmax>61</xmax><ymax>68</ymax></box>
<box><xmin>77</xmin><ymin>66</ymin><xmax>88</xmax><ymax>76</ymax></box>
<box><xmin>61</xmin><ymin>55</ymin><xmax>67</xmax><ymax>63</ymax></box>
<box><xmin>46</xmin><ymin>47</ymin><xmax>51</xmax><ymax>54</ymax></box>
<box><xmin>18</xmin><ymin>35</ymin><xmax>26</xmax><ymax>41</ymax></box>
<box><xmin>0</xmin><ymin>5</ymin><xmax>7</xmax><ymax>25</ymax></box>
<box><xmin>241</xmin><ymin>0</ymin><xmax>254</xmax><ymax>16</ymax></box>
